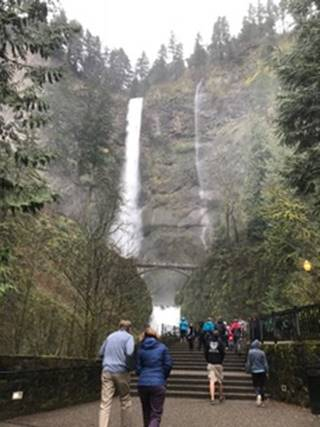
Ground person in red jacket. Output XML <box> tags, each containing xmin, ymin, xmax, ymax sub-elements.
<box><xmin>230</xmin><ymin>319</ymin><xmax>242</xmax><ymax>352</ymax></box>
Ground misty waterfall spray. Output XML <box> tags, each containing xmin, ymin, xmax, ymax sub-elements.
<box><xmin>194</xmin><ymin>81</ymin><xmax>210</xmax><ymax>249</ymax></box>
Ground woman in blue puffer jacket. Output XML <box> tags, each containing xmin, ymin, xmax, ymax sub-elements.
<box><xmin>136</xmin><ymin>327</ymin><xmax>173</xmax><ymax>427</ymax></box>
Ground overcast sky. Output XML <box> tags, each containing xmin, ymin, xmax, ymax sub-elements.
<box><xmin>59</xmin><ymin>0</ymin><xmax>277</xmax><ymax>65</ymax></box>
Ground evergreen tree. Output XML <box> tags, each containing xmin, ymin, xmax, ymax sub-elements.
<box><xmin>168</xmin><ymin>31</ymin><xmax>177</xmax><ymax>62</ymax></box>
<box><xmin>148</xmin><ymin>44</ymin><xmax>168</xmax><ymax>84</ymax></box>
<box><xmin>135</xmin><ymin>51</ymin><xmax>150</xmax><ymax>81</ymax></box>
<box><xmin>108</xmin><ymin>48</ymin><xmax>132</xmax><ymax>92</ymax></box>
<box><xmin>209</xmin><ymin>16</ymin><xmax>231</xmax><ymax>63</ymax></box>
<box><xmin>277</xmin><ymin>0</ymin><xmax>320</xmax><ymax>207</ymax></box>
<box><xmin>188</xmin><ymin>33</ymin><xmax>208</xmax><ymax>69</ymax></box>
<box><xmin>167</xmin><ymin>32</ymin><xmax>185</xmax><ymax>80</ymax></box>
<box><xmin>130</xmin><ymin>51</ymin><xmax>150</xmax><ymax>97</ymax></box>
<box><xmin>239</xmin><ymin>4</ymin><xmax>260</xmax><ymax>49</ymax></box>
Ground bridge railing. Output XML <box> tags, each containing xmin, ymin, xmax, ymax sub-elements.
<box><xmin>250</xmin><ymin>304</ymin><xmax>320</xmax><ymax>342</ymax></box>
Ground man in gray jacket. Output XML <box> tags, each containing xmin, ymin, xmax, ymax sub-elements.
<box><xmin>246</xmin><ymin>339</ymin><xmax>269</xmax><ymax>407</ymax></box>
<box><xmin>99</xmin><ymin>320</ymin><xmax>135</xmax><ymax>427</ymax></box>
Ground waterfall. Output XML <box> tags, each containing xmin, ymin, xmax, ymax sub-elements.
<box><xmin>114</xmin><ymin>98</ymin><xmax>144</xmax><ymax>257</ymax></box>
<box><xmin>194</xmin><ymin>81</ymin><xmax>210</xmax><ymax>249</ymax></box>
<box><xmin>151</xmin><ymin>305</ymin><xmax>181</xmax><ymax>335</ymax></box>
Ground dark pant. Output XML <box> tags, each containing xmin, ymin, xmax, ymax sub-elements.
<box><xmin>252</xmin><ymin>372</ymin><xmax>267</xmax><ymax>400</ymax></box>
<box><xmin>198</xmin><ymin>333</ymin><xmax>205</xmax><ymax>350</ymax></box>
<box><xmin>187</xmin><ymin>337</ymin><xmax>195</xmax><ymax>350</ymax></box>
<box><xmin>138</xmin><ymin>385</ymin><xmax>166</xmax><ymax>427</ymax></box>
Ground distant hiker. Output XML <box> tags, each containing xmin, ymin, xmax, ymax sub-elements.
<box><xmin>202</xmin><ymin>317</ymin><xmax>216</xmax><ymax>334</ymax></box>
<box><xmin>99</xmin><ymin>320</ymin><xmax>134</xmax><ymax>427</ymax></box>
<box><xmin>179</xmin><ymin>316</ymin><xmax>189</xmax><ymax>342</ymax></box>
<box><xmin>197</xmin><ymin>320</ymin><xmax>205</xmax><ymax>351</ymax></box>
<box><xmin>136</xmin><ymin>326</ymin><xmax>173</xmax><ymax>427</ymax></box>
<box><xmin>246</xmin><ymin>340</ymin><xmax>269</xmax><ymax>407</ymax></box>
<box><xmin>204</xmin><ymin>330</ymin><xmax>225</xmax><ymax>404</ymax></box>
<box><xmin>216</xmin><ymin>318</ymin><xmax>227</xmax><ymax>347</ymax></box>
<box><xmin>230</xmin><ymin>318</ymin><xmax>242</xmax><ymax>352</ymax></box>
<box><xmin>187</xmin><ymin>323</ymin><xmax>196</xmax><ymax>351</ymax></box>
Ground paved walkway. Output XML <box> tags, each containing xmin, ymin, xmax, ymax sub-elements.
<box><xmin>1</xmin><ymin>398</ymin><xmax>319</xmax><ymax>427</ymax></box>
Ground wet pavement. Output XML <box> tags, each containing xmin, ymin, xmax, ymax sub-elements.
<box><xmin>1</xmin><ymin>398</ymin><xmax>319</xmax><ymax>427</ymax></box>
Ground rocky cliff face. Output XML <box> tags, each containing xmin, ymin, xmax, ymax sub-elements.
<box><xmin>138</xmin><ymin>55</ymin><xmax>278</xmax><ymax>304</ymax></box>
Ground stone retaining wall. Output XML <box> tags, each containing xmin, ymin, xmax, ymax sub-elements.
<box><xmin>0</xmin><ymin>356</ymin><xmax>101</xmax><ymax>420</ymax></box>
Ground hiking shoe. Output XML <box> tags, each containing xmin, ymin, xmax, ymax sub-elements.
<box><xmin>256</xmin><ymin>395</ymin><xmax>262</xmax><ymax>407</ymax></box>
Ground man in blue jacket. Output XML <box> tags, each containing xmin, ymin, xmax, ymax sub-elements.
<box><xmin>246</xmin><ymin>340</ymin><xmax>269</xmax><ymax>407</ymax></box>
<box><xmin>99</xmin><ymin>320</ymin><xmax>135</xmax><ymax>427</ymax></box>
<box><xmin>179</xmin><ymin>316</ymin><xmax>189</xmax><ymax>342</ymax></box>
<box><xmin>202</xmin><ymin>317</ymin><xmax>216</xmax><ymax>333</ymax></box>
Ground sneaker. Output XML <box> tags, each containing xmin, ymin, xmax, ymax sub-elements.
<box><xmin>256</xmin><ymin>395</ymin><xmax>262</xmax><ymax>407</ymax></box>
<box><xmin>210</xmin><ymin>400</ymin><xmax>216</xmax><ymax>405</ymax></box>
<box><xmin>219</xmin><ymin>396</ymin><xmax>225</xmax><ymax>403</ymax></box>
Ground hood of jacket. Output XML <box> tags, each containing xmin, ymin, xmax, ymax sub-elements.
<box><xmin>141</xmin><ymin>337</ymin><xmax>160</xmax><ymax>350</ymax></box>
<box><xmin>251</xmin><ymin>339</ymin><xmax>262</xmax><ymax>349</ymax></box>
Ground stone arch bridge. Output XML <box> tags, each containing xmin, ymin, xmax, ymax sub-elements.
<box><xmin>137</xmin><ymin>262</ymin><xmax>199</xmax><ymax>279</ymax></box>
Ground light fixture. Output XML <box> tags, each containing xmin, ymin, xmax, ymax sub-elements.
<box><xmin>303</xmin><ymin>260</ymin><xmax>312</xmax><ymax>272</ymax></box>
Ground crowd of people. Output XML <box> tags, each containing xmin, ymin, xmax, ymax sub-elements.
<box><xmin>179</xmin><ymin>316</ymin><xmax>246</xmax><ymax>353</ymax></box>
<box><xmin>179</xmin><ymin>315</ymin><xmax>268</xmax><ymax>406</ymax></box>
<box><xmin>98</xmin><ymin>317</ymin><xmax>269</xmax><ymax>427</ymax></box>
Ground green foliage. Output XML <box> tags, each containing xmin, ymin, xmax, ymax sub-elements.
<box><xmin>0</xmin><ymin>0</ymin><xmax>76</xmax><ymax>214</ymax></box>
<box><xmin>265</xmin><ymin>342</ymin><xmax>320</xmax><ymax>406</ymax></box>
<box><xmin>0</xmin><ymin>213</ymin><xmax>152</xmax><ymax>356</ymax></box>
<box><xmin>131</xmin><ymin>51</ymin><xmax>150</xmax><ymax>96</ymax></box>
<box><xmin>209</xmin><ymin>16</ymin><xmax>232</xmax><ymax>63</ymax></box>
<box><xmin>276</xmin><ymin>0</ymin><xmax>320</xmax><ymax>207</ymax></box>
<box><xmin>148</xmin><ymin>44</ymin><xmax>169</xmax><ymax>85</ymax></box>
<box><xmin>167</xmin><ymin>32</ymin><xmax>185</xmax><ymax>81</ymax></box>
<box><xmin>107</xmin><ymin>48</ymin><xmax>132</xmax><ymax>92</ymax></box>
<box><xmin>188</xmin><ymin>33</ymin><xmax>208</xmax><ymax>70</ymax></box>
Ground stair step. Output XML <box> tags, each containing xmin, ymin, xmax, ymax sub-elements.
<box><xmin>134</xmin><ymin>342</ymin><xmax>254</xmax><ymax>401</ymax></box>
<box><xmin>131</xmin><ymin>384</ymin><xmax>253</xmax><ymax>392</ymax></box>
<box><xmin>173</xmin><ymin>366</ymin><xmax>245</xmax><ymax>372</ymax></box>
<box><xmin>131</xmin><ymin>379</ymin><xmax>252</xmax><ymax>387</ymax></box>
<box><xmin>131</xmin><ymin>390</ymin><xmax>256</xmax><ymax>400</ymax></box>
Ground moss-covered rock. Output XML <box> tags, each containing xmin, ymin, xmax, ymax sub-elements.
<box><xmin>139</xmin><ymin>51</ymin><xmax>278</xmax><ymax>304</ymax></box>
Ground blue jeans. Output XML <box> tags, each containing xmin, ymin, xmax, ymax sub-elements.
<box><xmin>138</xmin><ymin>385</ymin><xmax>166</xmax><ymax>427</ymax></box>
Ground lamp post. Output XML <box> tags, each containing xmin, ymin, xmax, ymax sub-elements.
<box><xmin>303</xmin><ymin>260</ymin><xmax>312</xmax><ymax>272</ymax></box>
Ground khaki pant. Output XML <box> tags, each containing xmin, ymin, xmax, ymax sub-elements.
<box><xmin>99</xmin><ymin>371</ymin><xmax>132</xmax><ymax>427</ymax></box>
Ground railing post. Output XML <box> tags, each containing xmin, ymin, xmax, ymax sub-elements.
<box><xmin>272</xmin><ymin>312</ymin><xmax>276</xmax><ymax>344</ymax></box>
<box><xmin>293</xmin><ymin>306</ymin><xmax>301</xmax><ymax>340</ymax></box>
<box><xmin>259</xmin><ymin>318</ymin><xmax>264</xmax><ymax>343</ymax></box>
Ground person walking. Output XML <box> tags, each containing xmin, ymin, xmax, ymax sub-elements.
<box><xmin>202</xmin><ymin>317</ymin><xmax>216</xmax><ymax>334</ymax></box>
<box><xmin>179</xmin><ymin>316</ymin><xmax>189</xmax><ymax>342</ymax></box>
<box><xmin>216</xmin><ymin>318</ymin><xmax>227</xmax><ymax>347</ymax></box>
<box><xmin>230</xmin><ymin>318</ymin><xmax>242</xmax><ymax>353</ymax></box>
<box><xmin>99</xmin><ymin>320</ymin><xmax>135</xmax><ymax>427</ymax></box>
<box><xmin>187</xmin><ymin>323</ymin><xmax>196</xmax><ymax>351</ymax></box>
<box><xmin>197</xmin><ymin>321</ymin><xmax>205</xmax><ymax>351</ymax></box>
<box><xmin>246</xmin><ymin>339</ymin><xmax>269</xmax><ymax>407</ymax></box>
<box><xmin>204</xmin><ymin>330</ymin><xmax>225</xmax><ymax>404</ymax></box>
<box><xmin>136</xmin><ymin>327</ymin><xmax>173</xmax><ymax>427</ymax></box>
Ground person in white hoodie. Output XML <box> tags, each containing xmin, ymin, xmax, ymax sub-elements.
<box><xmin>246</xmin><ymin>340</ymin><xmax>269</xmax><ymax>407</ymax></box>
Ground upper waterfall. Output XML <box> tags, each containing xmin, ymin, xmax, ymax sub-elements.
<box><xmin>194</xmin><ymin>81</ymin><xmax>210</xmax><ymax>249</ymax></box>
<box><xmin>113</xmin><ymin>97</ymin><xmax>144</xmax><ymax>257</ymax></box>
